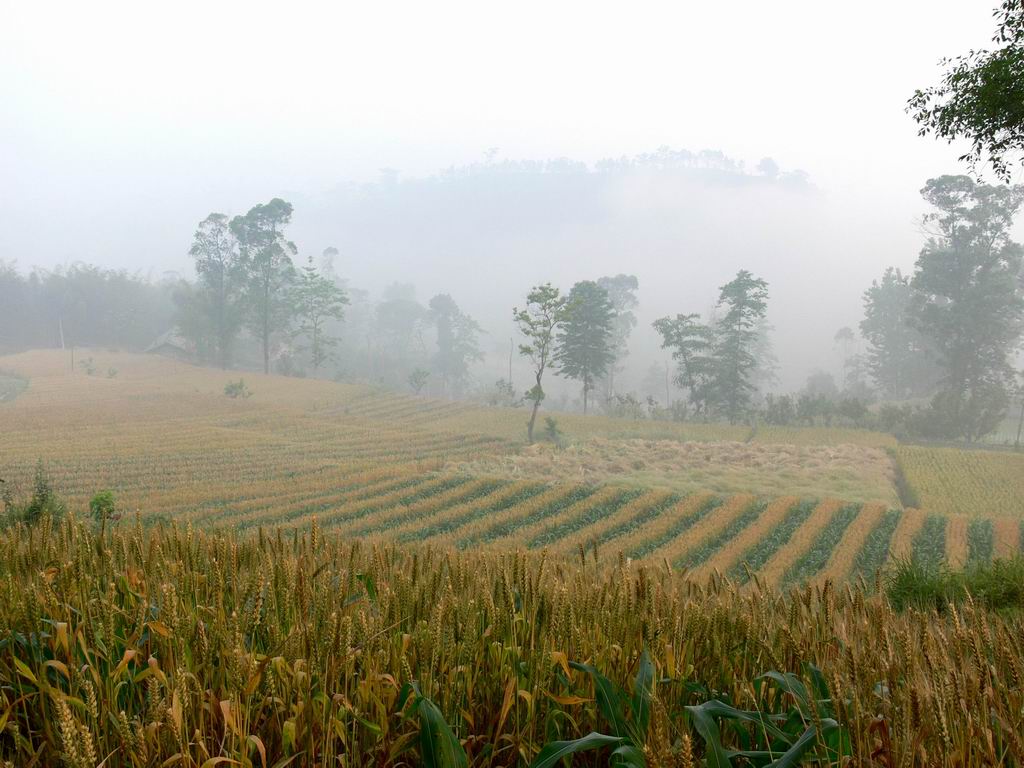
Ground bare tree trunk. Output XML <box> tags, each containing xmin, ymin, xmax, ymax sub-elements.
<box><xmin>527</xmin><ymin>400</ymin><xmax>540</xmax><ymax>443</ymax></box>
<box><xmin>1015</xmin><ymin>396</ymin><xmax>1024</xmax><ymax>451</ymax></box>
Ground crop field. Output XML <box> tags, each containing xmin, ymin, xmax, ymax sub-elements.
<box><xmin>1</xmin><ymin>349</ymin><xmax>1023</xmax><ymax>585</ymax></box>
<box><xmin>896</xmin><ymin>444</ymin><xmax>1024</xmax><ymax>518</ymax></box>
<box><xmin>1</xmin><ymin>516</ymin><xmax>1022</xmax><ymax>766</ymax></box>
<box><xmin>4</xmin><ymin>350</ymin><xmax>1024</xmax><ymax>766</ymax></box>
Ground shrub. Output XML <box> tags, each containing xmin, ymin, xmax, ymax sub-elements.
<box><xmin>224</xmin><ymin>379</ymin><xmax>252</xmax><ymax>399</ymax></box>
<box><xmin>3</xmin><ymin>461</ymin><xmax>66</xmax><ymax>526</ymax></box>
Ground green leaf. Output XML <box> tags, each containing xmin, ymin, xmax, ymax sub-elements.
<box><xmin>416</xmin><ymin>695</ymin><xmax>468</xmax><ymax>768</ymax></box>
<box><xmin>767</xmin><ymin>720</ymin><xmax>838</xmax><ymax>768</ymax></box>
<box><xmin>570</xmin><ymin>661</ymin><xmax>628</xmax><ymax>737</ymax></box>
<box><xmin>528</xmin><ymin>732</ymin><xmax>626</xmax><ymax>768</ymax></box>
<box><xmin>632</xmin><ymin>648</ymin><xmax>654</xmax><ymax>738</ymax></box>
<box><xmin>612</xmin><ymin>743</ymin><xmax>647</xmax><ymax>767</ymax></box>
<box><xmin>685</xmin><ymin>703</ymin><xmax>733</xmax><ymax>768</ymax></box>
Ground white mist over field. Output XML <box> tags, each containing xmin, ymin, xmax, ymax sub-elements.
<box><xmin>0</xmin><ymin>0</ymin><xmax>1005</xmax><ymax>388</ymax></box>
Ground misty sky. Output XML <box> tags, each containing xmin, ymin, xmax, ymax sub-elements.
<box><xmin>0</xmin><ymin>1</ymin><xmax>1008</xmax><ymax>387</ymax></box>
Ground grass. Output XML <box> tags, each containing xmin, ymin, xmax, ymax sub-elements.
<box><xmin>885</xmin><ymin>555</ymin><xmax>1024</xmax><ymax>612</ymax></box>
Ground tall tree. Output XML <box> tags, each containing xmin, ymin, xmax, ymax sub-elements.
<box><xmin>374</xmin><ymin>283</ymin><xmax>428</xmax><ymax>386</ymax></box>
<box><xmin>595</xmin><ymin>274</ymin><xmax>639</xmax><ymax>397</ymax></box>
<box><xmin>292</xmin><ymin>255</ymin><xmax>349</xmax><ymax>372</ymax></box>
<box><xmin>909</xmin><ymin>175</ymin><xmax>1024</xmax><ymax>441</ymax></box>
<box><xmin>860</xmin><ymin>267</ymin><xmax>937</xmax><ymax>398</ymax></box>
<box><xmin>711</xmin><ymin>270</ymin><xmax>769</xmax><ymax>423</ymax></box>
<box><xmin>188</xmin><ymin>213</ymin><xmax>244</xmax><ymax>369</ymax></box>
<box><xmin>555</xmin><ymin>281</ymin><xmax>616</xmax><ymax>414</ymax></box>
<box><xmin>428</xmin><ymin>294</ymin><xmax>482</xmax><ymax>397</ymax></box>
<box><xmin>652</xmin><ymin>313</ymin><xmax>715</xmax><ymax>418</ymax></box>
<box><xmin>909</xmin><ymin>1</ymin><xmax>1024</xmax><ymax>180</ymax></box>
<box><xmin>513</xmin><ymin>284</ymin><xmax>569</xmax><ymax>442</ymax></box>
<box><xmin>230</xmin><ymin>199</ymin><xmax>298</xmax><ymax>374</ymax></box>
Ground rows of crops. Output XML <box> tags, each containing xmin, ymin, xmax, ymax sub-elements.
<box><xmin>204</xmin><ymin>471</ymin><xmax>1019</xmax><ymax>582</ymax></box>
<box><xmin>896</xmin><ymin>444</ymin><xmax>1024</xmax><ymax>518</ymax></box>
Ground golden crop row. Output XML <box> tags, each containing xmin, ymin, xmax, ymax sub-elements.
<box><xmin>692</xmin><ymin>495</ymin><xmax>800</xmax><ymax>578</ymax></box>
<box><xmin>648</xmin><ymin>494</ymin><xmax>757</xmax><ymax>570</ymax></box>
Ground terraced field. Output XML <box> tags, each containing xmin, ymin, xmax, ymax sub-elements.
<box><xmin>2</xmin><ymin>349</ymin><xmax>1023</xmax><ymax>584</ymax></box>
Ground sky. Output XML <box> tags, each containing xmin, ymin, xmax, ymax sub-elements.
<box><xmin>0</xmin><ymin>0</ymin><xmax>1005</xmax><ymax>385</ymax></box>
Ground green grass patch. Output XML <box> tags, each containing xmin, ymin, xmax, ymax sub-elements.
<box><xmin>886</xmin><ymin>556</ymin><xmax>1024</xmax><ymax>612</ymax></box>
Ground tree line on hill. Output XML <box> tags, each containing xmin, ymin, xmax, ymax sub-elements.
<box><xmin>1</xmin><ymin>172</ymin><xmax>1022</xmax><ymax>444</ymax></box>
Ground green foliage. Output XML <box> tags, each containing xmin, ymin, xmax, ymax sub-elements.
<box><xmin>184</xmin><ymin>212</ymin><xmax>247</xmax><ymax>368</ymax></box>
<box><xmin>542</xmin><ymin>416</ymin><xmax>564</xmax><ymax>447</ymax></box>
<box><xmin>908</xmin><ymin>0</ymin><xmax>1024</xmax><ymax>181</ymax></box>
<box><xmin>396</xmin><ymin>682</ymin><xmax>468</xmax><ymax>768</ymax></box>
<box><xmin>654</xmin><ymin>270</ymin><xmax>770</xmax><ymax>424</ymax></box>
<box><xmin>408</xmin><ymin>367</ymin><xmax>430</xmax><ymax>394</ymax></box>
<box><xmin>595</xmin><ymin>273</ymin><xmax>640</xmax><ymax>397</ymax></box>
<box><xmin>514</xmin><ymin>283</ymin><xmax>570</xmax><ymax>442</ymax></box>
<box><xmin>886</xmin><ymin>555</ymin><xmax>1024</xmax><ymax>612</ymax></box>
<box><xmin>860</xmin><ymin>267</ymin><xmax>937</xmax><ymax>399</ymax></box>
<box><xmin>909</xmin><ymin>175</ymin><xmax>1024</xmax><ymax>442</ymax></box>
<box><xmin>224</xmin><ymin>378</ymin><xmax>252</xmax><ymax>399</ymax></box>
<box><xmin>89</xmin><ymin>490</ymin><xmax>116</xmax><ymax>524</ymax></box>
<box><xmin>231</xmin><ymin>198</ymin><xmax>298</xmax><ymax>374</ymax></box>
<box><xmin>291</xmin><ymin>255</ymin><xmax>349</xmax><ymax>371</ymax></box>
<box><xmin>652</xmin><ymin>312</ymin><xmax>715</xmax><ymax>419</ymax></box>
<box><xmin>712</xmin><ymin>270</ymin><xmax>770</xmax><ymax>424</ymax></box>
<box><xmin>4</xmin><ymin>460</ymin><xmax>66</xmax><ymax>526</ymax></box>
<box><xmin>686</xmin><ymin>669</ymin><xmax>848</xmax><ymax>768</ymax></box>
<box><xmin>428</xmin><ymin>294</ymin><xmax>482</xmax><ymax>397</ymax></box>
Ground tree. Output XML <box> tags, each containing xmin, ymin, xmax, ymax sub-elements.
<box><xmin>374</xmin><ymin>284</ymin><xmax>428</xmax><ymax>386</ymax></box>
<box><xmin>833</xmin><ymin>327</ymin><xmax>856</xmax><ymax>389</ymax></box>
<box><xmin>909</xmin><ymin>1</ymin><xmax>1024</xmax><ymax>180</ymax></box>
<box><xmin>428</xmin><ymin>294</ymin><xmax>482</xmax><ymax>397</ymax></box>
<box><xmin>860</xmin><ymin>268</ymin><xmax>937</xmax><ymax>398</ymax></box>
<box><xmin>188</xmin><ymin>213</ymin><xmax>245</xmax><ymax>369</ymax></box>
<box><xmin>408</xmin><ymin>367</ymin><xmax>430</xmax><ymax>394</ymax></box>
<box><xmin>556</xmin><ymin>281</ymin><xmax>616</xmax><ymax>414</ymax></box>
<box><xmin>513</xmin><ymin>284</ymin><xmax>570</xmax><ymax>442</ymax></box>
<box><xmin>230</xmin><ymin>199</ymin><xmax>298</xmax><ymax>374</ymax></box>
<box><xmin>292</xmin><ymin>255</ymin><xmax>349</xmax><ymax>371</ymax></box>
<box><xmin>710</xmin><ymin>270</ymin><xmax>770</xmax><ymax>423</ymax></box>
<box><xmin>595</xmin><ymin>274</ymin><xmax>639</xmax><ymax>397</ymax></box>
<box><xmin>652</xmin><ymin>313</ymin><xmax>715</xmax><ymax>419</ymax></box>
<box><xmin>909</xmin><ymin>175</ymin><xmax>1024</xmax><ymax>441</ymax></box>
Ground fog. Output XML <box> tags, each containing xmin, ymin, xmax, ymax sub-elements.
<box><xmin>0</xmin><ymin>0</ymin><xmax>1005</xmax><ymax>390</ymax></box>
